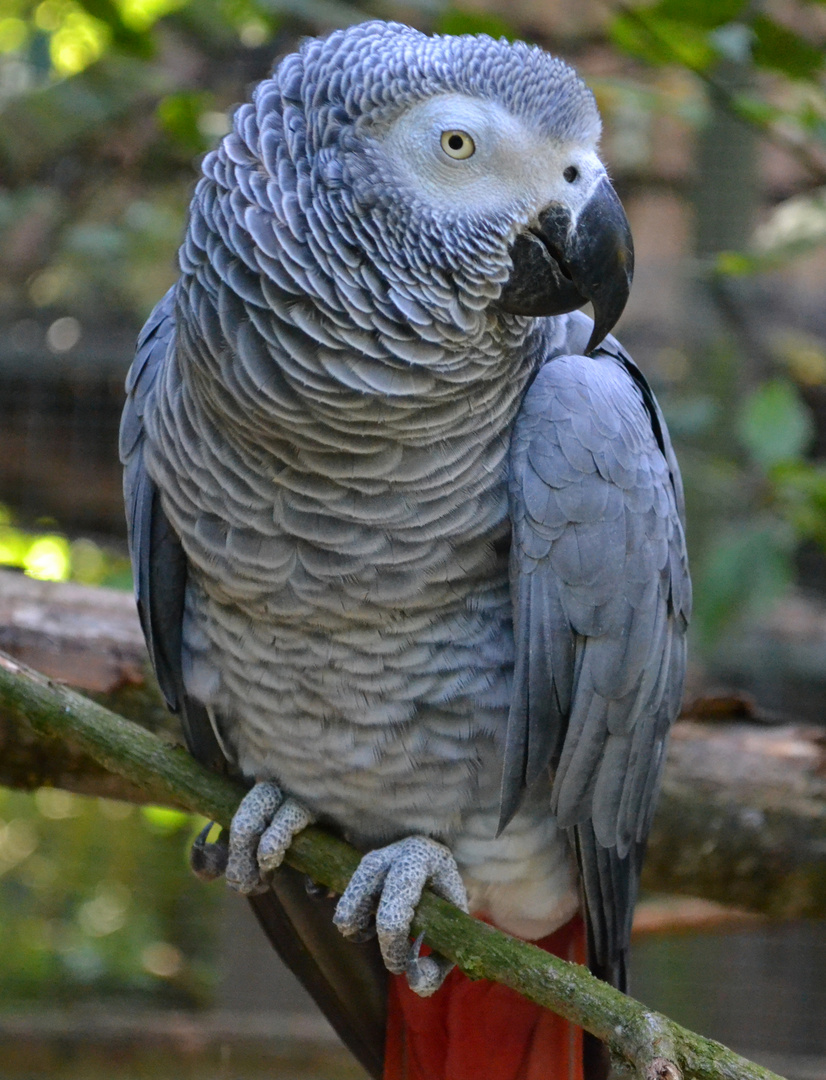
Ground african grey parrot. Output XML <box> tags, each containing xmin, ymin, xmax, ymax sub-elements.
<box><xmin>121</xmin><ymin>21</ymin><xmax>690</xmax><ymax>1080</ymax></box>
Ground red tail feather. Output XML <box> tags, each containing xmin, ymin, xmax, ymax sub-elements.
<box><xmin>384</xmin><ymin>915</ymin><xmax>586</xmax><ymax>1080</ymax></box>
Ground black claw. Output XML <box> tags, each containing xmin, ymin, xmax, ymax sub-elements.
<box><xmin>304</xmin><ymin>875</ymin><xmax>335</xmax><ymax>900</ymax></box>
<box><xmin>410</xmin><ymin>931</ymin><xmax>426</xmax><ymax>959</ymax></box>
<box><xmin>190</xmin><ymin>822</ymin><xmax>229</xmax><ymax>881</ymax></box>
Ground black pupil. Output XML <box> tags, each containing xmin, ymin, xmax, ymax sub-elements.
<box><xmin>564</xmin><ymin>166</ymin><xmax>578</xmax><ymax>182</ymax></box>
<box><xmin>448</xmin><ymin>134</ymin><xmax>464</xmax><ymax>151</ymax></box>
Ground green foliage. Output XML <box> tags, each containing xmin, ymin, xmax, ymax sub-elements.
<box><xmin>74</xmin><ymin>0</ymin><xmax>155</xmax><ymax>56</ymax></box>
<box><xmin>692</xmin><ymin>374</ymin><xmax>810</xmax><ymax>642</ymax></box>
<box><xmin>435</xmin><ymin>8</ymin><xmax>516</xmax><ymax>42</ymax></box>
<box><xmin>0</xmin><ymin>506</ymin><xmax>131</xmax><ymax>587</ymax></box>
<box><xmin>610</xmin><ymin>0</ymin><xmax>826</xmax><ymax>168</ymax></box>
<box><xmin>695</xmin><ymin>518</ymin><xmax>796</xmax><ymax>644</ymax></box>
<box><xmin>156</xmin><ymin>90</ymin><xmax>216</xmax><ymax>156</ymax></box>
<box><xmin>654</xmin><ymin>0</ymin><xmax>747</xmax><ymax>29</ymax></box>
<box><xmin>611</xmin><ymin>1</ymin><xmax>826</xmax><ymax>649</ymax></box>
<box><xmin>751</xmin><ymin>14</ymin><xmax>824</xmax><ymax>80</ymax></box>
<box><xmin>736</xmin><ymin>379</ymin><xmax>815</xmax><ymax>470</ymax></box>
<box><xmin>0</xmin><ymin>0</ymin><xmax>162</xmax><ymax>77</ymax></box>
<box><xmin>610</xmin><ymin>8</ymin><xmax>718</xmax><ymax>71</ymax></box>
<box><xmin>610</xmin><ymin>0</ymin><xmax>825</xmax><ymax>81</ymax></box>
<box><xmin>0</xmin><ymin>787</ymin><xmax>217</xmax><ymax>1005</ymax></box>
<box><xmin>675</xmin><ymin>373</ymin><xmax>826</xmax><ymax>644</ymax></box>
<box><xmin>772</xmin><ymin>458</ymin><xmax>826</xmax><ymax>548</ymax></box>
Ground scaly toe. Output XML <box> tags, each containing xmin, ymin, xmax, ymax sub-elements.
<box><xmin>333</xmin><ymin>846</ymin><xmax>395</xmax><ymax>940</ymax></box>
<box><xmin>257</xmin><ymin>798</ymin><xmax>316</xmax><ymax>874</ymax></box>
<box><xmin>375</xmin><ymin>836</ymin><xmax>467</xmax><ymax>973</ymax></box>
<box><xmin>225</xmin><ymin>780</ymin><xmax>283</xmax><ymax>895</ymax></box>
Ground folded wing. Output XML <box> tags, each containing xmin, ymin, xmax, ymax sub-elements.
<box><xmin>503</xmin><ymin>327</ymin><xmax>690</xmax><ymax>989</ymax></box>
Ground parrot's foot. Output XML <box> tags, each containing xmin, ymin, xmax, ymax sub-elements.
<box><xmin>406</xmin><ymin>933</ymin><xmax>454</xmax><ymax>998</ymax></box>
<box><xmin>333</xmin><ymin>836</ymin><xmax>468</xmax><ymax>996</ymax></box>
<box><xmin>224</xmin><ymin>780</ymin><xmax>317</xmax><ymax>895</ymax></box>
<box><xmin>190</xmin><ymin>823</ymin><xmax>229</xmax><ymax>882</ymax></box>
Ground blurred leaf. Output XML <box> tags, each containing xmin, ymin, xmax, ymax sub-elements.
<box><xmin>0</xmin><ymin>54</ymin><xmax>171</xmax><ymax>182</ymax></box>
<box><xmin>0</xmin><ymin>789</ymin><xmax>217</xmax><ymax>1006</ymax></box>
<box><xmin>119</xmin><ymin>0</ymin><xmax>190</xmax><ymax>32</ymax></box>
<box><xmin>695</xmin><ymin>520</ymin><xmax>795</xmax><ymax>642</ymax></box>
<box><xmin>156</xmin><ymin>90</ymin><xmax>213</xmax><ymax>155</ymax></box>
<box><xmin>48</xmin><ymin>7</ymin><xmax>112</xmax><ymax>76</ymax></box>
<box><xmin>254</xmin><ymin>0</ymin><xmax>368</xmax><ymax>29</ymax></box>
<box><xmin>715</xmin><ymin>250</ymin><xmax>756</xmax><ymax>276</ymax></box>
<box><xmin>0</xmin><ymin>506</ymin><xmax>131</xmax><ymax>586</ymax></box>
<box><xmin>141</xmin><ymin>806</ymin><xmax>192</xmax><ymax>834</ymax></box>
<box><xmin>773</xmin><ymin>330</ymin><xmax>826</xmax><ymax>387</ymax></box>
<box><xmin>76</xmin><ymin>0</ymin><xmax>154</xmax><ymax>55</ymax></box>
<box><xmin>729</xmin><ymin>91</ymin><xmax>782</xmax><ymax>127</ymax></box>
<box><xmin>651</xmin><ymin>0</ymin><xmax>747</xmax><ymax>30</ymax></box>
<box><xmin>772</xmin><ymin>460</ymin><xmax>826</xmax><ymax>549</ymax></box>
<box><xmin>736</xmin><ymin>379</ymin><xmax>814</xmax><ymax>469</ymax></box>
<box><xmin>436</xmin><ymin>8</ymin><xmax>516</xmax><ymax>41</ymax></box>
<box><xmin>23</xmin><ymin>535</ymin><xmax>70</xmax><ymax>580</ymax></box>
<box><xmin>0</xmin><ymin>15</ymin><xmax>27</xmax><ymax>51</ymax></box>
<box><xmin>751</xmin><ymin>14</ymin><xmax>824</xmax><ymax>80</ymax></box>
<box><xmin>660</xmin><ymin>393</ymin><xmax>722</xmax><ymax>438</ymax></box>
<box><xmin>610</xmin><ymin>9</ymin><xmax>717</xmax><ymax>69</ymax></box>
<box><xmin>715</xmin><ymin>186</ymin><xmax>826</xmax><ymax>278</ymax></box>
<box><xmin>611</xmin><ymin>3</ymin><xmax>826</xmax><ymax>88</ymax></box>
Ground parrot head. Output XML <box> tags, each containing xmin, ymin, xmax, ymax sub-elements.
<box><xmin>215</xmin><ymin>22</ymin><xmax>633</xmax><ymax>355</ymax></box>
<box><xmin>345</xmin><ymin>27</ymin><xmax>634</xmax><ymax>353</ymax></box>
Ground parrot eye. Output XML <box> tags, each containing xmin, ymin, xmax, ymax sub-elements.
<box><xmin>440</xmin><ymin>130</ymin><xmax>475</xmax><ymax>160</ymax></box>
<box><xmin>564</xmin><ymin>166</ymin><xmax>579</xmax><ymax>183</ymax></box>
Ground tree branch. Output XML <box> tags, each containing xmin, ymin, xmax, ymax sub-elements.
<box><xmin>0</xmin><ymin>647</ymin><xmax>789</xmax><ymax>1080</ymax></box>
<box><xmin>2</xmin><ymin>571</ymin><xmax>824</xmax><ymax>918</ymax></box>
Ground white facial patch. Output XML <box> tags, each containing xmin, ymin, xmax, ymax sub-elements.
<box><xmin>377</xmin><ymin>93</ymin><xmax>604</xmax><ymax>227</ymax></box>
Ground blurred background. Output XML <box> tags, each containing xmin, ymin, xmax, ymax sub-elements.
<box><xmin>1</xmin><ymin>0</ymin><xmax>825</xmax><ymax>1077</ymax></box>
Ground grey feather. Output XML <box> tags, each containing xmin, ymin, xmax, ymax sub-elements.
<box><xmin>504</xmin><ymin>322</ymin><xmax>690</xmax><ymax>979</ymax></box>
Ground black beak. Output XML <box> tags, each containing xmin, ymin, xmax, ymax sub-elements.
<box><xmin>497</xmin><ymin>175</ymin><xmax>634</xmax><ymax>353</ymax></box>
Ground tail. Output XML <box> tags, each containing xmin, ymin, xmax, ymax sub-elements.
<box><xmin>384</xmin><ymin>915</ymin><xmax>586</xmax><ymax>1080</ymax></box>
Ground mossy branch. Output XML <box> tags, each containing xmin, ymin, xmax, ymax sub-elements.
<box><xmin>0</xmin><ymin>648</ymin><xmax>787</xmax><ymax>1080</ymax></box>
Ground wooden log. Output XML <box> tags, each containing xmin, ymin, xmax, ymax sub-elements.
<box><xmin>646</xmin><ymin>717</ymin><xmax>826</xmax><ymax>917</ymax></box>
<box><xmin>0</xmin><ymin>568</ymin><xmax>174</xmax><ymax>800</ymax></box>
<box><xmin>0</xmin><ymin>569</ymin><xmax>824</xmax><ymax>916</ymax></box>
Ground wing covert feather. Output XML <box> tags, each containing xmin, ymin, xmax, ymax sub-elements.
<box><xmin>505</xmin><ymin>327</ymin><xmax>690</xmax><ymax>986</ymax></box>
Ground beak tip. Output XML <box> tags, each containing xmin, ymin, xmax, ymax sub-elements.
<box><xmin>585</xmin><ymin>314</ymin><xmax>613</xmax><ymax>355</ymax></box>
<box><xmin>585</xmin><ymin>328</ymin><xmax>603</xmax><ymax>354</ymax></box>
